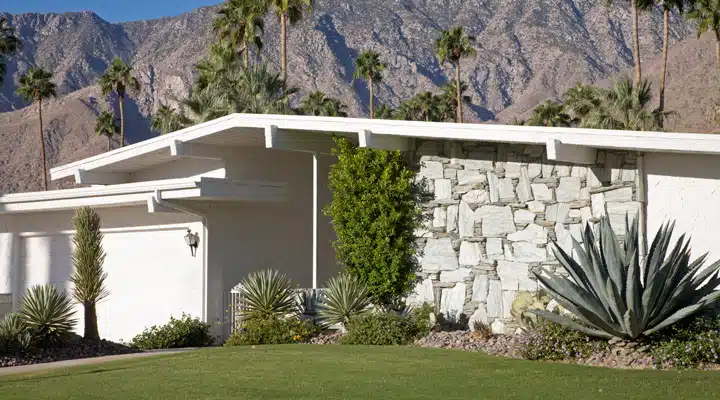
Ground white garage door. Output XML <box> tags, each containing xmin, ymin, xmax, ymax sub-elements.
<box><xmin>17</xmin><ymin>223</ymin><xmax>204</xmax><ymax>343</ymax></box>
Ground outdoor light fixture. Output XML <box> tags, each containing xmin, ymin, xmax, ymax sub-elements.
<box><xmin>184</xmin><ymin>229</ymin><xmax>200</xmax><ymax>257</ymax></box>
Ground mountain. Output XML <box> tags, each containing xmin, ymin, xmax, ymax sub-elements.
<box><xmin>0</xmin><ymin>0</ymin><xmax>715</xmax><ymax>194</ymax></box>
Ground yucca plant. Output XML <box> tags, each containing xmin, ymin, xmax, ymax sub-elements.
<box><xmin>0</xmin><ymin>312</ymin><xmax>31</xmax><ymax>354</ymax></box>
<box><xmin>316</xmin><ymin>274</ymin><xmax>372</xmax><ymax>330</ymax></box>
<box><xmin>19</xmin><ymin>285</ymin><xmax>77</xmax><ymax>348</ymax></box>
<box><xmin>239</xmin><ymin>269</ymin><xmax>298</xmax><ymax>320</ymax></box>
<box><xmin>531</xmin><ymin>215</ymin><xmax>720</xmax><ymax>340</ymax></box>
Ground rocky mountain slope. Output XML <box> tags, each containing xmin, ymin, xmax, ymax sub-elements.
<box><xmin>0</xmin><ymin>0</ymin><xmax>716</xmax><ymax>194</ymax></box>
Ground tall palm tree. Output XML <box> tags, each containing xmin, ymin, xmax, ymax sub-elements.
<box><xmin>686</xmin><ymin>0</ymin><xmax>720</xmax><ymax>72</ymax></box>
<box><xmin>265</xmin><ymin>0</ymin><xmax>313</xmax><ymax>84</ymax></box>
<box><xmin>527</xmin><ymin>100</ymin><xmax>572</xmax><ymax>127</ymax></box>
<box><xmin>0</xmin><ymin>17</ymin><xmax>21</xmax><ymax>86</ymax></box>
<box><xmin>375</xmin><ymin>103</ymin><xmax>394</xmax><ymax>120</ymax></box>
<box><xmin>98</xmin><ymin>58</ymin><xmax>140</xmax><ymax>148</ymax></box>
<box><xmin>440</xmin><ymin>81</ymin><xmax>472</xmax><ymax>122</ymax></box>
<box><xmin>214</xmin><ymin>0</ymin><xmax>266</xmax><ymax>68</ymax></box>
<box><xmin>607</xmin><ymin>0</ymin><xmax>643</xmax><ymax>84</ymax></box>
<box><xmin>353</xmin><ymin>50</ymin><xmax>387</xmax><ymax>119</ymax></box>
<box><xmin>151</xmin><ymin>103</ymin><xmax>189</xmax><ymax>134</ymax></box>
<box><xmin>95</xmin><ymin>110</ymin><xmax>118</xmax><ymax>152</ymax></box>
<box><xmin>435</xmin><ymin>26</ymin><xmax>476</xmax><ymax>123</ymax></box>
<box><xmin>581</xmin><ymin>76</ymin><xmax>672</xmax><ymax>130</ymax></box>
<box><xmin>15</xmin><ymin>68</ymin><xmax>56</xmax><ymax>191</ymax></box>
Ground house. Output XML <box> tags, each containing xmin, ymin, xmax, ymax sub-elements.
<box><xmin>2</xmin><ymin>113</ymin><xmax>720</xmax><ymax>340</ymax></box>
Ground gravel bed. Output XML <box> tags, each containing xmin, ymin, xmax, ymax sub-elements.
<box><xmin>1</xmin><ymin>339</ymin><xmax>140</xmax><ymax>368</ymax></box>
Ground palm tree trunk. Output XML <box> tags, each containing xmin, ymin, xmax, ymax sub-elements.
<box><xmin>83</xmin><ymin>303</ymin><xmax>100</xmax><ymax>341</ymax></box>
<box><xmin>369</xmin><ymin>76</ymin><xmax>374</xmax><ymax>119</ymax></box>
<box><xmin>38</xmin><ymin>98</ymin><xmax>47</xmax><ymax>191</ymax></box>
<box><xmin>107</xmin><ymin>136</ymin><xmax>111</xmax><ymax>152</ymax></box>
<box><xmin>455</xmin><ymin>59</ymin><xmax>463</xmax><ymax>123</ymax></box>
<box><xmin>716</xmin><ymin>30</ymin><xmax>720</xmax><ymax>73</ymax></box>
<box><xmin>659</xmin><ymin>9</ymin><xmax>669</xmax><ymax>128</ymax></box>
<box><xmin>631</xmin><ymin>0</ymin><xmax>642</xmax><ymax>84</ymax></box>
<box><xmin>281</xmin><ymin>12</ymin><xmax>288</xmax><ymax>84</ymax></box>
<box><xmin>119</xmin><ymin>95</ymin><xmax>125</xmax><ymax>147</ymax></box>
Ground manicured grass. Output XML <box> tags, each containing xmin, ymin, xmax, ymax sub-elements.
<box><xmin>2</xmin><ymin>345</ymin><xmax>720</xmax><ymax>399</ymax></box>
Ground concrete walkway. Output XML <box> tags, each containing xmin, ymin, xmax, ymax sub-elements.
<box><xmin>0</xmin><ymin>348</ymin><xmax>195</xmax><ymax>377</ymax></box>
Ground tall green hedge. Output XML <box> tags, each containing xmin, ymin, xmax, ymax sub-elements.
<box><xmin>325</xmin><ymin>137</ymin><xmax>426</xmax><ymax>304</ymax></box>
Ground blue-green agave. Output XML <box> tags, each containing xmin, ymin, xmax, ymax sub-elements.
<box><xmin>531</xmin><ymin>215</ymin><xmax>720</xmax><ymax>340</ymax></box>
<box><xmin>316</xmin><ymin>274</ymin><xmax>372</xmax><ymax>329</ymax></box>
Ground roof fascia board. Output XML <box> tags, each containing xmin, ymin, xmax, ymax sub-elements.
<box><xmin>264</xmin><ymin>125</ymin><xmax>336</xmax><ymax>154</ymax></box>
<box><xmin>170</xmin><ymin>140</ymin><xmax>230</xmax><ymax>160</ymax></box>
<box><xmin>74</xmin><ymin>169</ymin><xmax>131</xmax><ymax>185</ymax></box>
<box><xmin>358</xmin><ymin>129</ymin><xmax>410</xmax><ymax>151</ymax></box>
<box><xmin>546</xmin><ymin>139</ymin><xmax>597</xmax><ymax>165</ymax></box>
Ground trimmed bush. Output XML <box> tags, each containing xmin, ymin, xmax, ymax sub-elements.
<box><xmin>652</xmin><ymin>316</ymin><xmax>720</xmax><ymax>368</ymax></box>
<box><xmin>130</xmin><ymin>314</ymin><xmax>214</xmax><ymax>350</ymax></box>
<box><xmin>341</xmin><ymin>306</ymin><xmax>432</xmax><ymax>346</ymax></box>
<box><xmin>325</xmin><ymin>137</ymin><xmax>428</xmax><ymax>303</ymax></box>
<box><xmin>519</xmin><ymin>320</ymin><xmax>607</xmax><ymax>361</ymax></box>
<box><xmin>224</xmin><ymin>317</ymin><xmax>319</xmax><ymax>346</ymax></box>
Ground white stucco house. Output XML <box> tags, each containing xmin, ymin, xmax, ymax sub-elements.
<box><xmin>2</xmin><ymin>113</ymin><xmax>720</xmax><ymax>340</ymax></box>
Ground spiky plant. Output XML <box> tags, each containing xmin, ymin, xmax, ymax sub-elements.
<box><xmin>18</xmin><ymin>285</ymin><xmax>77</xmax><ymax>348</ymax></box>
<box><xmin>316</xmin><ymin>274</ymin><xmax>372</xmax><ymax>330</ymax></box>
<box><xmin>531</xmin><ymin>215</ymin><xmax>720</xmax><ymax>340</ymax></box>
<box><xmin>70</xmin><ymin>207</ymin><xmax>109</xmax><ymax>341</ymax></box>
<box><xmin>239</xmin><ymin>269</ymin><xmax>298</xmax><ymax>320</ymax></box>
<box><xmin>0</xmin><ymin>312</ymin><xmax>31</xmax><ymax>354</ymax></box>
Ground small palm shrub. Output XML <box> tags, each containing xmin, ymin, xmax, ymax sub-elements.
<box><xmin>316</xmin><ymin>274</ymin><xmax>372</xmax><ymax>330</ymax></box>
<box><xmin>224</xmin><ymin>316</ymin><xmax>319</xmax><ymax>346</ymax></box>
<box><xmin>0</xmin><ymin>313</ymin><xmax>32</xmax><ymax>355</ymax></box>
<box><xmin>130</xmin><ymin>314</ymin><xmax>214</xmax><ymax>350</ymax></box>
<box><xmin>341</xmin><ymin>306</ymin><xmax>432</xmax><ymax>346</ymax></box>
<box><xmin>239</xmin><ymin>269</ymin><xmax>298</xmax><ymax>320</ymax></box>
<box><xmin>531</xmin><ymin>215</ymin><xmax>720</xmax><ymax>340</ymax></box>
<box><xmin>519</xmin><ymin>320</ymin><xmax>607</xmax><ymax>361</ymax></box>
<box><xmin>18</xmin><ymin>285</ymin><xmax>76</xmax><ymax>348</ymax></box>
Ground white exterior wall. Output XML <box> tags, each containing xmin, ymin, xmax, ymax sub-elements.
<box><xmin>0</xmin><ymin>207</ymin><xmax>204</xmax><ymax>342</ymax></box>
<box><xmin>646</xmin><ymin>152</ymin><xmax>720</xmax><ymax>262</ymax></box>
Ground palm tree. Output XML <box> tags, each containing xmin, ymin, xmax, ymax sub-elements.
<box><xmin>98</xmin><ymin>58</ymin><xmax>140</xmax><ymax>148</ymax></box>
<box><xmin>527</xmin><ymin>101</ymin><xmax>572</xmax><ymax>127</ymax></box>
<box><xmin>375</xmin><ymin>103</ymin><xmax>394</xmax><ymax>120</ymax></box>
<box><xmin>563</xmin><ymin>82</ymin><xmax>601</xmax><ymax>124</ymax></box>
<box><xmin>0</xmin><ymin>17</ymin><xmax>21</xmax><ymax>86</ymax></box>
<box><xmin>15</xmin><ymin>68</ymin><xmax>56</xmax><ymax>191</ymax></box>
<box><xmin>214</xmin><ymin>0</ymin><xmax>266</xmax><ymax>68</ymax></box>
<box><xmin>265</xmin><ymin>0</ymin><xmax>313</xmax><ymax>84</ymax></box>
<box><xmin>183</xmin><ymin>88</ymin><xmax>229</xmax><ymax>123</ymax></box>
<box><xmin>509</xmin><ymin>117</ymin><xmax>526</xmax><ymax>126</ymax></box>
<box><xmin>435</xmin><ymin>26</ymin><xmax>476</xmax><ymax>123</ymax></box>
<box><xmin>414</xmin><ymin>92</ymin><xmax>440</xmax><ymax>122</ymax></box>
<box><xmin>686</xmin><ymin>0</ymin><xmax>720</xmax><ymax>72</ymax></box>
<box><xmin>301</xmin><ymin>90</ymin><xmax>330</xmax><ymax>115</ymax></box>
<box><xmin>322</xmin><ymin>98</ymin><xmax>348</xmax><ymax>117</ymax></box>
<box><xmin>581</xmin><ymin>76</ymin><xmax>672</xmax><ymax>130</ymax></box>
<box><xmin>151</xmin><ymin>103</ymin><xmax>189</xmax><ymax>134</ymax></box>
<box><xmin>353</xmin><ymin>50</ymin><xmax>387</xmax><ymax>119</ymax></box>
<box><xmin>607</xmin><ymin>0</ymin><xmax>643</xmax><ymax>83</ymax></box>
<box><xmin>95</xmin><ymin>111</ymin><xmax>118</xmax><ymax>152</ymax></box>
<box><xmin>195</xmin><ymin>41</ymin><xmax>239</xmax><ymax>91</ymax></box>
<box><xmin>440</xmin><ymin>81</ymin><xmax>472</xmax><ymax>122</ymax></box>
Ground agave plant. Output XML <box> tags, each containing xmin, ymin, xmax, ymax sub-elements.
<box><xmin>510</xmin><ymin>290</ymin><xmax>551</xmax><ymax>331</ymax></box>
<box><xmin>0</xmin><ymin>313</ymin><xmax>32</xmax><ymax>354</ymax></box>
<box><xmin>531</xmin><ymin>215</ymin><xmax>720</xmax><ymax>340</ymax></box>
<box><xmin>239</xmin><ymin>269</ymin><xmax>298</xmax><ymax>320</ymax></box>
<box><xmin>18</xmin><ymin>285</ymin><xmax>77</xmax><ymax>347</ymax></box>
<box><xmin>316</xmin><ymin>274</ymin><xmax>372</xmax><ymax>330</ymax></box>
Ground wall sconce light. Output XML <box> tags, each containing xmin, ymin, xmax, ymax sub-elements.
<box><xmin>184</xmin><ymin>229</ymin><xmax>200</xmax><ymax>257</ymax></box>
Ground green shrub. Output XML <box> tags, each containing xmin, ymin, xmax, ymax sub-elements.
<box><xmin>224</xmin><ymin>317</ymin><xmax>319</xmax><ymax>346</ymax></box>
<box><xmin>341</xmin><ymin>306</ymin><xmax>432</xmax><ymax>346</ymax></box>
<box><xmin>325</xmin><ymin>137</ymin><xmax>428</xmax><ymax>303</ymax></box>
<box><xmin>19</xmin><ymin>284</ymin><xmax>77</xmax><ymax>348</ymax></box>
<box><xmin>651</xmin><ymin>316</ymin><xmax>720</xmax><ymax>368</ymax></box>
<box><xmin>316</xmin><ymin>274</ymin><xmax>371</xmax><ymax>329</ymax></box>
<box><xmin>130</xmin><ymin>314</ymin><xmax>214</xmax><ymax>350</ymax></box>
<box><xmin>0</xmin><ymin>313</ymin><xmax>32</xmax><ymax>355</ymax></box>
<box><xmin>239</xmin><ymin>269</ymin><xmax>298</xmax><ymax>319</ymax></box>
<box><xmin>519</xmin><ymin>320</ymin><xmax>607</xmax><ymax>361</ymax></box>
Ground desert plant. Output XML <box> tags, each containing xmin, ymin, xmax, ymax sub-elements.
<box><xmin>130</xmin><ymin>314</ymin><xmax>214</xmax><ymax>350</ymax></box>
<box><xmin>353</xmin><ymin>50</ymin><xmax>387</xmax><ymax>118</ymax></box>
<box><xmin>530</xmin><ymin>215</ymin><xmax>720</xmax><ymax>340</ymax></box>
<box><xmin>435</xmin><ymin>26</ymin><xmax>476</xmax><ymax>122</ymax></box>
<box><xmin>0</xmin><ymin>17</ymin><xmax>21</xmax><ymax>86</ymax></box>
<box><xmin>18</xmin><ymin>285</ymin><xmax>76</xmax><ymax>348</ymax></box>
<box><xmin>651</xmin><ymin>315</ymin><xmax>720</xmax><ymax>368</ymax></box>
<box><xmin>471</xmin><ymin>320</ymin><xmax>493</xmax><ymax>340</ymax></box>
<box><xmin>316</xmin><ymin>274</ymin><xmax>372</xmax><ymax>330</ymax></box>
<box><xmin>70</xmin><ymin>207</ymin><xmax>109</xmax><ymax>341</ymax></box>
<box><xmin>519</xmin><ymin>320</ymin><xmax>607</xmax><ymax>361</ymax></box>
<box><xmin>511</xmin><ymin>290</ymin><xmax>551</xmax><ymax>330</ymax></box>
<box><xmin>239</xmin><ymin>269</ymin><xmax>298</xmax><ymax>319</ymax></box>
<box><xmin>0</xmin><ymin>313</ymin><xmax>32</xmax><ymax>354</ymax></box>
<box><xmin>340</xmin><ymin>309</ymin><xmax>430</xmax><ymax>346</ymax></box>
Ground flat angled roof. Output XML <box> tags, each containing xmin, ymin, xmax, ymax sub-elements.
<box><xmin>49</xmin><ymin>113</ymin><xmax>720</xmax><ymax>182</ymax></box>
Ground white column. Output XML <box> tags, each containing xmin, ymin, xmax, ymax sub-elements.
<box><xmin>312</xmin><ymin>152</ymin><xmax>318</xmax><ymax>289</ymax></box>
<box><xmin>0</xmin><ymin>233</ymin><xmax>14</xmax><ymax>294</ymax></box>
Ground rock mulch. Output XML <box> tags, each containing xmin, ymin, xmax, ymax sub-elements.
<box><xmin>1</xmin><ymin>339</ymin><xmax>140</xmax><ymax>368</ymax></box>
<box><xmin>308</xmin><ymin>332</ymin><xmax>343</xmax><ymax>345</ymax></box>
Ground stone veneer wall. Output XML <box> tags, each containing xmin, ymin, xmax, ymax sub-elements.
<box><xmin>407</xmin><ymin>140</ymin><xmax>639</xmax><ymax>334</ymax></box>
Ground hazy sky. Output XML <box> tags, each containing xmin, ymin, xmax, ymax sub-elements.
<box><xmin>0</xmin><ymin>0</ymin><xmax>221</xmax><ymax>22</ymax></box>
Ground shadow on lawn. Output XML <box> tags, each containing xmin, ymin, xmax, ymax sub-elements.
<box><xmin>1</xmin><ymin>366</ymin><xmax>132</xmax><ymax>384</ymax></box>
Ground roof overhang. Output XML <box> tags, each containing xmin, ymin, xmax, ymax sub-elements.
<box><xmin>0</xmin><ymin>177</ymin><xmax>287</xmax><ymax>214</ymax></box>
<box><xmin>49</xmin><ymin>113</ymin><xmax>720</xmax><ymax>183</ymax></box>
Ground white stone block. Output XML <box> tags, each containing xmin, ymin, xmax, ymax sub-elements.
<box><xmin>586</xmin><ymin>167</ymin><xmax>602</xmax><ymax>188</ymax></box>
<box><xmin>604</xmin><ymin>187</ymin><xmax>633</xmax><ymax>202</ymax></box>
<box><xmin>459</xmin><ymin>201</ymin><xmax>475</xmax><ymax>238</ymax></box>
<box><xmin>556</xmin><ymin>177</ymin><xmax>582</xmax><ymax>202</ymax></box>
<box><xmin>497</xmin><ymin>260</ymin><xmax>532</xmax><ymax>291</ymax></box>
<box><xmin>476</xmin><ymin>206</ymin><xmax>516</xmax><ymax>236</ymax></box>
<box><xmin>571</xmin><ymin>166</ymin><xmax>587</xmax><ymax>179</ymax></box>
<box><xmin>527</xmin><ymin>200</ymin><xmax>546</xmax><ymax>213</ymax></box>
<box><xmin>459</xmin><ymin>241</ymin><xmax>484</xmax><ymax>265</ymax></box>
<box><xmin>457</xmin><ymin>169</ymin><xmax>487</xmax><ymax>185</ymax></box>
<box><xmin>486</xmin><ymin>238</ymin><xmax>504</xmax><ymax>260</ymax></box>
<box><xmin>420</xmin><ymin>161</ymin><xmax>444</xmax><ymax>179</ymax></box>
<box><xmin>491</xmin><ymin>319</ymin><xmax>506</xmax><ymax>334</ymax></box>
<box><xmin>581</xmin><ymin>207</ymin><xmax>592</xmax><ymax>226</ymax></box>
<box><xmin>444</xmin><ymin>168</ymin><xmax>457</xmax><ymax>179</ymax></box>
<box><xmin>507</xmin><ymin>224</ymin><xmax>547</xmax><ymax>244</ymax></box>
<box><xmin>606</xmin><ymin>202</ymin><xmax>640</xmax><ymax>233</ymax></box>
<box><xmin>461</xmin><ymin>190</ymin><xmax>490</xmax><ymax>205</ymax></box>
<box><xmin>504</xmin><ymin>161</ymin><xmax>522</xmax><ymax>178</ymax></box>
<box><xmin>447</xmin><ymin>205</ymin><xmax>459</xmax><ymax>233</ymax></box>
<box><xmin>542</xmin><ymin>163</ymin><xmax>554</xmax><ymax>178</ymax></box>
<box><xmin>502</xmin><ymin>290</ymin><xmax>516</xmax><ymax>318</ymax></box>
<box><xmin>422</xmin><ymin>238</ymin><xmax>458</xmax><ymax>272</ymax></box>
<box><xmin>528</xmin><ymin>163</ymin><xmax>542</xmax><ymax>180</ymax></box>
<box><xmin>621</xmin><ymin>168</ymin><xmax>636</xmax><ymax>182</ymax></box>
<box><xmin>487</xmin><ymin>172</ymin><xmax>500</xmax><ymax>203</ymax></box>
<box><xmin>514</xmin><ymin>209</ymin><xmax>536</xmax><ymax>225</ymax></box>
<box><xmin>498</xmin><ymin>178</ymin><xmax>516</xmax><ymax>201</ymax></box>
<box><xmin>554</xmin><ymin>223</ymin><xmax>574</xmax><ymax>254</ymax></box>
<box><xmin>434</xmin><ymin>179</ymin><xmax>452</xmax><ymax>200</ymax></box>
<box><xmin>508</xmin><ymin>242</ymin><xmax>547</xmax><ymax>263</ymax></box>
<box><xmin>487</xmin><ymin>280</ymin><xmax>503</xmax><ymax>318</ymax></box>
<box><xmin>440</xmin><ymin>283</ymin><xmax>466</xmax><ymax>322</ymax></box>
<box><xmin>531</xmin><ymin>184</ymin><xmax>554</xmax><ymax>201</ymax></box>
<box><xmin>440</xmin><ymin>268</ymin><xmax>472</xmax><ymax>283</ymax></box>
<box><xmin>517</xmin><ymin>167</ymin><xmax>534</xmax><ymax>203</ymax></box>
<box><xmin>556</xmin><ymin>165</ymin><xmax>571</xmax><ymax>177</ymax></box>
<box><xmin>580</xmin><ymin>187</ymin><xmax>591</xmax><ymax>201</ymax></box>
<box><xmin>591</xmin><ymin>193</ymin><xmax>606</xmax><ymax>218</ymax></box>
<box><xmin>433</xmin><ymin>207</ymin><xmax>447</xmax><ymax>228</ymax></box>
<box><xmin>408</xmin><ymin>279</ymin><xmax>435</xmax><ymax>306</ymax></box>
<box><xmin>472</xmin><ymin>274</ymin><xmax>489</xmax><ymax>302</ymax></box>
<box><xmin>469</xmin><ymin>307</ymin><xmax>489</xmax><ymax>329</ymax></box>
<box><xmin>545</xmin><ymin>203</ymin><xmax>570</xmax><ymax>223</ymax></box>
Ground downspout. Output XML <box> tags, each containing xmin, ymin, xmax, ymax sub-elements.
<box><xmin>153</xmin><ymin>190</ymin><xmax>210</xmax><ymax>325</ymax></box>
<box><xmin>636</xmin><ymin>153</ymin><xmax>648</xmax><ymax>265</ymax></box>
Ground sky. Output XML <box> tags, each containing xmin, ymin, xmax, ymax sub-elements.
<box><xmin>0</xmin><ymin>0</ymin><xmax>222</xmax><ymax>23</ymax></box>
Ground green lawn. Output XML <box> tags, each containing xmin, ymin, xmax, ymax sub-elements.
<box><xmin>1</xmin><ymin>345</ymin><xmax>720</xmax><ymax>399</ymax></box>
